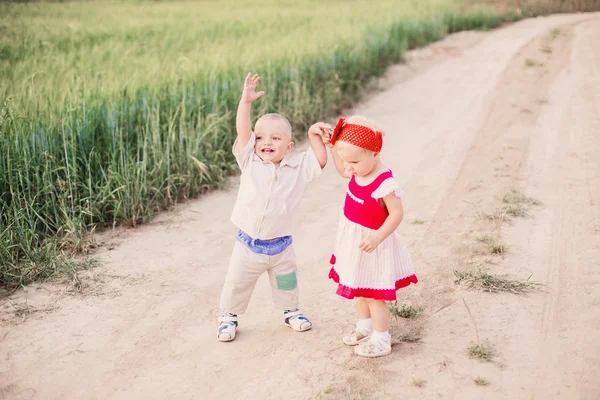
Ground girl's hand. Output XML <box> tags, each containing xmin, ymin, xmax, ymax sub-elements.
<box><xmin>358</xmin><ymin>234</ymin><xmax>383</xmax><ymax>253</ymax></box>
<box><xmin>241</xmin><ymin>73</ymin><xmax>265</xmax><ymax>103</ymax></box>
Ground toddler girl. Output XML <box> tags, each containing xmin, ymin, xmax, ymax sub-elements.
<box><xmin>325</xmin><ymin>116</ymin><xmax>418</xmax><ymax>358</ymax></box>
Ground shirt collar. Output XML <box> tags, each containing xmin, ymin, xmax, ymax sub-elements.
<box><xmin>252</xmin><ymin>152</ymin><xmax>300</xmax><ymax>168</ymax></box>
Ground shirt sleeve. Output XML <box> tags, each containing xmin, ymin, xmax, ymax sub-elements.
<box><xmin>232</xmin><ymin>133</ymin><xmax>256</xmax><ymax>170</ymax></box>
<box><xmin>371</xmin><ymin>177</ymin><xmax>404</xmax><ymax>200</ymax></box>
<box><xmin>300</xmin><ymin>147</ymin><xmax>324</xmax><ymax>184</ymax></box>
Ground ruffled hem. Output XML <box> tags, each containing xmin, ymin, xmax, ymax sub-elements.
<box><xmin>328</xmin><ymin>266</ymin><xmax>418</xmax><ymax>301</ymax></box>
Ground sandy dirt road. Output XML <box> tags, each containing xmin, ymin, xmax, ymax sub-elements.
<box><xmin>2</xmin><ymin>12</ymin><xmax>600</xmax><ymax>400</ymax></box>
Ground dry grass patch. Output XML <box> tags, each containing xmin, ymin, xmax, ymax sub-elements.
<box><xmin>412</xmin><ymin>378</ymin><xmax>427</xmax><ymax>388</ymax></box>
<box><xmin>454</xmin><ymin>268</ymin><xmax>542</xmax><ymax>294</ymax></box>
<box><xmin>525</xmin><ymin>58</ymin><xmax>539</xmax><ymax>67</ymax></box>
<box><xmin>388</xmin><ymin>302</ymin><xmax>424</xmax><ymax>319</ymax></box>
<box><xmin>503</xmin><ymin>189</ymin><xmax>541</xmax><ymax>206</ymax></box>
<box><xmin>468</xmin><ymin>340</ymin><xmax>497</xmax><ymax>362</ymax></box>
<box><xmin>476</xmin><ymin>234</ymin><xmax>509</xmax><ymax>255</ymax></box>
<box><xmin>397</xmin><ymin>324</ymin><xmax>424</xmax><ymax>343</ymax></box>
<box><xmin>474</xmin><ymin>377</ymin><xmax>490</xmax><ymax>386</ymax></box>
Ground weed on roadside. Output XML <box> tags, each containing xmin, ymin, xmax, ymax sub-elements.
<box><xmin>476</xmin><ymin>234</ymin><xmax>509</xmax><ymax>255</ymax></box>
<box><xmin>474</xmin><ymin>377</ymin><xmax>490</xmax><ymax>386</ymax></box>
<box><xmin>525</xmin><ymin>58</ymin><xmax>538</xmax><ymax>67</ymax></box>
<box><xmin>468</xmin><ymin>340</ymin><xmax>496</xmax><ymax>362</ymax></box>
<box><xmin>454</xmin><ymin>268</ymin><xmax>542</xmax><ymax>294</ymax></box>
<box><xmin>398</xmin><ymin>327</ymin><xmax>423</xmax><ymax>343</ymax></box>
<box><xmin>412</xmin><ymin>378</ymin><xmax>426</xmax><ymax>388</ymax></box>
<box><xmin>388</xmin><ymin>302</ymin><xmax>424</xmax><ymax>319</ymax></box>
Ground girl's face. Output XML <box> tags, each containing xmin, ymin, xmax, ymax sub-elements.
<box><xmin>335</xmin><ymin>140</ymin><xmax>379</xmax><ymax>177</ymax></box>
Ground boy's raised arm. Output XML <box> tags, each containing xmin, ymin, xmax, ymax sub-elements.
<box><xmin>236</xmin><ymin>73</ymin><xmax>265</xmax><ymax>150</ymax></box>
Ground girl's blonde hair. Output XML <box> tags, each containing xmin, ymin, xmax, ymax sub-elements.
<box><xmin>345</xmin><ymin>115</ymin><xmax>385</xmax><ymax>137</ymax></box>
<box><xmin>336</xmin><ymin>115</ymin><xmax>385</xmax><ymax>154</ymax></box>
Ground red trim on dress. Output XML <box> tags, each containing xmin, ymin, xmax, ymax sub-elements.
<box><xmin>328</xmin><ymin>267</ymin><xmax>418</xmax><ymax>301</ymax></box>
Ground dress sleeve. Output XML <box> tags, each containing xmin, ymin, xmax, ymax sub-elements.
<box><xmin>371</xmin><ymin>177</ymin><xmax>404</xmax><ymax>200</ymax></box>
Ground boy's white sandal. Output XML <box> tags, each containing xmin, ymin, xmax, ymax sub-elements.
<box><xmin>342</xmin><ymin>329</ymin><xmax>371</xmax><ymax>346</ymax></box>
<box><xmin>217</xmin><ymin>315</ymin><xmax>238</xmax><ymax>342</ymax></box>
<box><xmin>354</xmin><ymin>337</ymin><xmax>392</xmax><ymax>358</ymax></box>
<box><xmin>284</xmin><ymin>310</ymin><xmax>312</xmax><ymax>332</ymax></box>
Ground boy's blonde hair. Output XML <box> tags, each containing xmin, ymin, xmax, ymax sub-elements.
<box><xmin>256</xmin><ymin>113</ymin><xmax>293</xmax><ymax>137</ymax></box>
<box><xmin>345</xmin><ymin>115</ymin><xmax>385</xmax><ymax>136</ymax></box>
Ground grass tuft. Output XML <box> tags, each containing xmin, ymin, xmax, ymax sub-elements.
<box><xmin>389</xmin><ymin>302</ymin><xmax>424</xmax><ymax>319</ymax></box>
<box><xmin>398</xmin><ymin>328</ymin><xmax>423</xmax><ymax>343</ymax></box>
<box><xmin>412</xmin><ymin>378</ymin><xmax>427</xmax><ymax>388</ymax></box>
<box><xmin>454</xmin><ymin>268</ymin><xmax>542</xmax><ymax>294</ymax></box>
<box><xmin>525</xmin><ymin>58</ymin><xmax>538</xmax><ymax>67</ymax></box>
<box><xmin>468</xmin><ymin>340</ymin><xmax>496</xmax><ymax>362</ymax></box>
<box><xmin>476</xmin><ymin>234</ymin><xmax>509</xmax><ymax>255</ymax></box>
<box><xmin>503</xmin><ymin>190</ymin><xmax>541</xmax><ymax>206</ymax></box>
<box><xmin>474</xmin><ymin>377</ymin><xmax>490</xmax><ymax>386</ymax></box>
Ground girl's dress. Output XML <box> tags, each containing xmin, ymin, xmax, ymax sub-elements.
<box><xmin>329</xmin><ymin>170</ymin><xmax>417</xmax><ymax>300</ymax></box>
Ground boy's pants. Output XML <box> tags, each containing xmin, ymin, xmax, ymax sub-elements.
<box><xmin>219</xmin><ymin>240</ymin><xmax>299</xmax><ymax>314</ymax></box>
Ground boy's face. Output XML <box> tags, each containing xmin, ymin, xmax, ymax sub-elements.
<box><xmin>335</xmin><ymin>140</ymin><xmax>379</xmax><ymax>178</ymax></box>
<box><xmin>254</xmin><ymin>118</ymin><xmax>294</xmax><ymax>164</ymax></box>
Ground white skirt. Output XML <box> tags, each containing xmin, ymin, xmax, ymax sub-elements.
<box><xmin>329</xmin><ymin>214</ymin><xmax>417</xmax><ymax>300</ymax></box>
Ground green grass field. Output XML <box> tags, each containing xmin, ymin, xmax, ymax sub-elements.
<box><xmin>2</xmin><ymin>0</ymin><xmax>465</xmax><ymax>116</ymax></box>
<box><xmin>0</xmin><ymin>0</ymin><xmax>541</xmax><ymax>287</ymax></box>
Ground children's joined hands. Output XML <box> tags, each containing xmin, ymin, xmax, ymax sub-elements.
<box><xmin>322</xmin><ymin>131</ymin><xmax>333</xmax><ymax>147</ymax></box>
<box><xmin>308</xmin><ymin>122</ymin><xmax>332</xmax><ymax>139</ymax></box>
<box><xmin>308</xmin><ymin>122</ymin><xmax>333</xmax><ymax>147</ymax></box>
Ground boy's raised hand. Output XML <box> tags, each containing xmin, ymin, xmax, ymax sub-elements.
<box><xmin>241</xmin><ymin>73</ymin><xmax>265</xmax><ymax>103</ymax></box>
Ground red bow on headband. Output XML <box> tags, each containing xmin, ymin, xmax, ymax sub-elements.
<box><xmin>330</xmin><ymin>117</ymin><xmax>382</xmax><ymax>153</ymax></box>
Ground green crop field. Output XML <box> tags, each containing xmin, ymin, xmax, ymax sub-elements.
<box><xmin>2</xmin><ymin>0</ymin><xmax>589</xmax><ymax>288</ymax></box>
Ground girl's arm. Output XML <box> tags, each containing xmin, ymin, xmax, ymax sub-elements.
<box><xmin>329</xmin><ymin>146</ymin><xmax>350</xmax><ymax>178</ymax></box>
<box><xmin>358</xmin><ymin>194</ymin><xmax>404</xmax><ymax>253</ymax></box>
<box><xmin>307</xmin><ymin>122</ymin><xmax>330</xmax><ymax>168</ymax></box>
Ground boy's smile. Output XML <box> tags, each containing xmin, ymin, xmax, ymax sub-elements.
<box><xmin>254</xmin><ymin>117</ymin><xmax>294</xmax><ymax>164</ymax></box>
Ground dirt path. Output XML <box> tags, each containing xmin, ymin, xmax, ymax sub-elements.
<box><xmin>2</xmin><ymin>13</ymin><xmax>600</xmax><ymax>400</ymax></box>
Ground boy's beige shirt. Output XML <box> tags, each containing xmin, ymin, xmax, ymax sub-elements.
<box><xmin>231</xmin><ymin>133</ymin><xmax>323</xmax><ymax>240</ymax></box>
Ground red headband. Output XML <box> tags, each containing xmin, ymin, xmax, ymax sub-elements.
<box><xmin>330</xmin><ymin>117</ymin><xmax>382</xmax><ymax>153</ymax></box>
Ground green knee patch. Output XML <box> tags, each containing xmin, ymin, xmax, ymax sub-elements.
<box><xmin>276</xmin><ymin>271</ymin><xmax>297</xmax><ymax>291</ymax></box>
